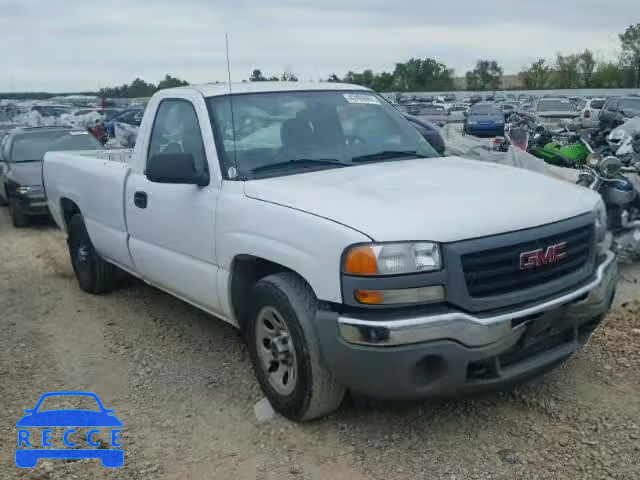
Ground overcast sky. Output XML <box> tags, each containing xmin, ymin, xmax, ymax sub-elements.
<box><xmin>0</xmin><ymin>0</ymin><xmax>633</xmax><ymax>92</ymax></box>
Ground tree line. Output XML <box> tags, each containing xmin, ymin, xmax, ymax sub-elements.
<box><xmin>520</xmin><ymin>24</ymin><xmax>640</xmax><ymax>89</ymax></box>
<box><xmin>97</xmin><ymin>74</ymin><xmax>189</xmax><ymax>98</ymax></box>
<box><xmin>328</xmin><ymin>23</ymin><xmax>640</xmax><ymax>91</ymax></box>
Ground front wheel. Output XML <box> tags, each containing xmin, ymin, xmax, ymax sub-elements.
<box><xmin>245</xmin><ymin>272</ymin><xmax>345</xmax><ymax>422</ymax></box>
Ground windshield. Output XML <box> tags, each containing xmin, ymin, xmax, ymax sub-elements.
<box><xmin>620</xmin><ymin>98</ymin><xmax>640</xmax><ymax>111</ymax></box>
<box><xmin>469</xmin><ymin>105</ymin><xmax>501</xmax><ymax>115</ymax></box>
<box><xmin>536</xmin><ymin>100</ymin><xmax>575</xmax><ymax>112</ymax></box>
<box><xmin>11</xmin><ymin>131</ymin><xmax>102</xmax><ymax>162</ymax></box>
<box><xmin>208</xmin><ymin>90</ymin><xmax>438</xmax><ymax>178</ymax></box>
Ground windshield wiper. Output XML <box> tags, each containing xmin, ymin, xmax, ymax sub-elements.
<box><xmin>250</xmin><ymin>158</ymin><xmax>351</xmax><ymax>174</ymax></box>
<box><xmin>351</xmin><ymin>150</ymin><xmax>427</xmax><ymax>163</ymax></box>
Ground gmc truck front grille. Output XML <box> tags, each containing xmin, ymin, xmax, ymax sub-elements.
<box><xmin>461</xmin><ymin>224</ymin><xmax>594</xmax><ymax>298</ymax></box>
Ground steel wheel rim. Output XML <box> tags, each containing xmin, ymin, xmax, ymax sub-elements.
<box><xmin>255</xmin><ymin>306</ymin><xmax>297</xmax><ymax>395</ymax></box>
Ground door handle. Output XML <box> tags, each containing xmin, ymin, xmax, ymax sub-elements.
<box><xmin>134</xmin><ymin>191</ymin><xmax>148</xmax><ymax>209</ymax></box>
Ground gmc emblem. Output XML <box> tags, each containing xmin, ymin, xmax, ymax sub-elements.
<box><xmin>519</xmin><ymin>242</ymin><xmax>568</xmax><ymax>270</ymax></box>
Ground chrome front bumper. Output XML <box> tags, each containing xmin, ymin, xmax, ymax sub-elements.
<box><xmin>338</xmin><ymin>251</ymin><xmax>617</xmax><ymax>347</ymax></box>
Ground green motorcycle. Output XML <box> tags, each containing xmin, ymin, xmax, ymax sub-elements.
<box><xmin>528</xmin><ymin>131</ymin><xmax>591</xmax><ymax>168</ymax></box>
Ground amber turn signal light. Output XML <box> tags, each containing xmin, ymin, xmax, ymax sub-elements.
<box><xmin>354</xmin><ymin>289</ymin><xmax>384</xmax><ymax>305</ymax></box>
<box><xmin>343</xmin><ymin>246</ymin><xmax>378</xmax><ymax>275</ymax></box>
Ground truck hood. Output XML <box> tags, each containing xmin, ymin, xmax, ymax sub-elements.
<box><xmin>7</xmin><ymin>161</ymin><xmax>43</xmax><ymax>186</ymax></box>
<box><xmin>243</xmin><ymin>157</ymin><xmax>599</xmax><ymax>242</ymax></box>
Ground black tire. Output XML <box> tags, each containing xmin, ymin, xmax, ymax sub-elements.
<box><xmin>68</xmin><ymin>213</ymin><xmax>118</xmax><ymax>294</ymax></box>
<box><xmin>245</xmin><ymin>272</ymin><xmax>345</xmax><ymax>422</ymax></box>
<box><xmin>9</xmin><ymin>197</ymin><xmax>30</xmax><ymax>228</ymax></box>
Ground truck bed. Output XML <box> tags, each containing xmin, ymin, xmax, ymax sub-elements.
<box><xmin>43</xmin><ymin>149</ymin><xmax>135</xmax><ymax>270</ymax></box>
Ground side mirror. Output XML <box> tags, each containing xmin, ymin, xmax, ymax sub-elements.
<box><xmin>146</xmin><ymin>153</ymin><xmax>209</xmax><ymax>186</ymax></box>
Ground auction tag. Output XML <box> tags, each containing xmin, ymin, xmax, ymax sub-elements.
<box><xmin>343</xmin><ymin>93</ymin><xmax>381</xmax><ymax>105</ymax></box>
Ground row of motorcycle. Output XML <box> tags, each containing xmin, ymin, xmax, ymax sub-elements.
<box><xmin>496</xmin><ymin>113</ymin><xmax>640</xmax><ymax>262</ymax></box>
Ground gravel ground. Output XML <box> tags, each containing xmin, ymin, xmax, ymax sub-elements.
<box><xmin>0</xmin><ymin>209</ymin><xmax>639</xmax><ymax>480</ymax></box>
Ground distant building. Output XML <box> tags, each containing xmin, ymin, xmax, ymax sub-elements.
<box><xmin>453</xmin><ymin>74</ymin><xmax>524</xmax><ymax>91</ymax></box>
<box><xmin>501</xmin><ymin>74</ymin><xmax>524</xmax><ymax>89</ymax></box>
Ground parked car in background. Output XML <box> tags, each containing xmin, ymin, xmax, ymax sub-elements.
<box><xmin>447</xmin><ymin>105</ymin><xmax>469</xmax><ymax>122</ymax></box>
<box><xmin>73</xmin><ymin>108</ymin><xmax>122</xmax><ymax>122</ymax></box>
<box><xmin>463</xmin><ymin>103</ymin><xmax>505</xmax><ymax>137</ymax></box>
<box><xmin>403</xmin><ymin>114</ymin><xmax>446</xmax><ymax>156</ymax></box>
<box><xmin>501</xmin><ymin>103</ymin><xmax>517</xmax><ymax>120</ymax></box>
<box><xmin>30</xmin><ymin>105</ymin><xmax>71</xmax><ymax>117</ymax></box>
<box><xmin>443</xmin><ymin>93</ymin><xmax>456</xmax><ymax>102</ymax></box>
<box><xmin>577</xmin><ymin>98</ymin><xmax>606</xmax><ymax>128</ymax></box>
<box><xmin>0</xmin><ymin>126</ymin><xmax>103</xmax><ymax>227</ymax></box>
<box><xmin>518</xmin><ymin>102</ymin><xmax>532</xmax><ymax>114</ymax></box>
<box><xmin>598</xmin><ymin>96</ymin><xmax>640</xmax><ymax>129</ymax></box>
<box><xmin>531</xmin><ymin>98</ymin><xmax>579</xmax><ymax>128</ymax></box>
<box><xmin>105</xmin><ymin>108</ymin><xmax>144</xmax><ymax>137</ymax></box>
<box><xmin>470</xmin><ymin>95</ymin><xmax>482</xmax><ymax>105</ymax></box>
<box><xmin>397</xmin><ymin>103</ymin><xmax>447</xmax><ymax>126</ymax></box>
<box><xmin>43</xmin><ymin>82</ymin><xmax>616</xmax><ymax>422</ymax></box>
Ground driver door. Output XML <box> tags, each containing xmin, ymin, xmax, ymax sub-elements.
<box><xmin>125</xmin><ymin>96</ymin><xmax>222</xmax><ymax>314</ymax></box>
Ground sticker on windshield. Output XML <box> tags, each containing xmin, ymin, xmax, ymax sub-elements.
<box><xmin>343</xmin><ymin>93</ymin><xmax>381</xmax><ymax>105</ymax></box>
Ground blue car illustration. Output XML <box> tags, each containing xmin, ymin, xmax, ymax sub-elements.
<box><xmin>15</xmin><ymin>391</ymin><xmax>123</xmax><ymax>468</ymax></box>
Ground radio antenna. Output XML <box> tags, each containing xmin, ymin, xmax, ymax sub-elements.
<box><xmin>225</xmin><ymin>34</ymin><xmax>238</xmax><ymax>178</ymax></box>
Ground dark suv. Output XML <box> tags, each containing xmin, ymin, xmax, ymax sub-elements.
<box><xmin>0</xmin><ymin>127</ymin><xmax>103</xmax><ymax>227</ymax></box>
<box><xmin>598</xmin><ymin>96</ymin><xmax>640</xmax><ymax>128</ymax></box>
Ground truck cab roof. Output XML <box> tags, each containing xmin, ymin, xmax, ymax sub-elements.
<box><xmin>169</xmin><ymin>82</ymin><xmax>370</xmax><ymax>98</ymax></box>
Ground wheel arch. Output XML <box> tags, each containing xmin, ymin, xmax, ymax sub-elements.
<box><xmin>228</xmin><ymin>255</ymin><xmax>315</xmax><ymax>331</ymax></box>
<box><xmin>59</xmin><ymin>197</ymin><xmax>82</xmax><ymax>233</ymax></box>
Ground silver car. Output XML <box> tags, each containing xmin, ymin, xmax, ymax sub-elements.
<box><xmin>397</xmin><ymin>103</ymin><xmax>447</xmax><ymax>126</ymax></box>
<box><xmin>447</xmin><ymin>105</ymin><xmax>468</xmax><ymax>122</ymax></box>
<box><xmin>531</xmin><ymin>98</ymin><xmax>579</xmax><ymax>128</ymax></box>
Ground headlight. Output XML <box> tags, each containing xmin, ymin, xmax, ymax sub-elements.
<box><xmin>16</xmin><ymin>186</ymin><xmax>44</xmax><ymax>195</ymax></box>
<box><xmin>594</xmin><ymin>198</ymin><xmax>607</xmax><ymax>242</ymax></box>
<box><xmin>586</xmin><ymin>153</ymin><xmax>602</xmax><ymax>168</ymax></box>
<box><xmin>600</xmin><ymin>156</ymin><xmax>622</xmax><ymax>178</ymax></box>
<box><xmin>343</xmin><ymin>242</ymin><xmax>442</xmax><ymax>276</ymax></box>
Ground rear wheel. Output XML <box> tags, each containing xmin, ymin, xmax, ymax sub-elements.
<box><xmin>68</xmin><ymin>214</ymin><xmax>118</xmax><ymax>294</ymax></box>
<box><xmin>9</xmin><ymin>197</ymin><xmax>30</xmax><ymax>228</ymax></box>
<box><xmin>245</xmin><ymin>272</ymin><xmax>345</xmax><ymax>421</ymax></box>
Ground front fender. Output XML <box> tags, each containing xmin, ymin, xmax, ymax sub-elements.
<box><xmin>216</xmin><ymin>186</ymin><xmax>370</xmax><ymax>305</ymax></box>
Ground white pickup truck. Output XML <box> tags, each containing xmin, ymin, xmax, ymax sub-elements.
<box><xmin>44</xmin><ymin>82</ymin><xmax>617</xmax><ymax>421</ymax></box>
